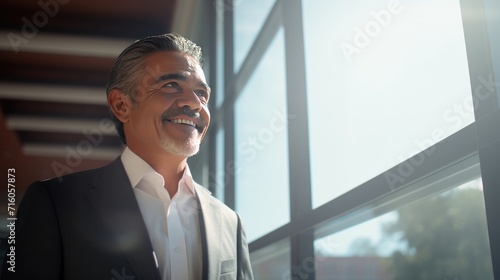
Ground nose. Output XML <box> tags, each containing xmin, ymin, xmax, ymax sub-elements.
<box><xmin>177</xmin><ymin>89</ymin><xmax>202</xmax><ymax>111</ymax></box>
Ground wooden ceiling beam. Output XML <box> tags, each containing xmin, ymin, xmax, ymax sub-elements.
<box><xmin>0</xmin><ymin>82</ymin><xmax>106</xmax><ymax>104</ymax></box>
<box><xmin>0</xmin><ymin>30</ymin><xmax>132</xmax><ymax>57</ymax></box>
<box><xmin>6</xmin><ymin>115</ymin><xmax>117</xmax><ymax>135</ymax></box>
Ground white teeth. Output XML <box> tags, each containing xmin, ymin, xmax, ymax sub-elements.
<box><xmin>170</xmin><ymin>119</ymin><xmax>196</xmax><ymax>127</ymax></box>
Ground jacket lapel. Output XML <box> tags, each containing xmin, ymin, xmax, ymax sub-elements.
<box><xmin>195</xmin><ymin>184</ymin><xmax>222</xmax><ymax>280</ymax></box>
<box><xmin>86</xmin><ymin>157</ymin><xmax>161</xmax><ymax>280</ymax></box>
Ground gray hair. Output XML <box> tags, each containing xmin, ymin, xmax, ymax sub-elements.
<box><xmin>106</xmin><ymin>33</ymin><xmax>203</xmax><ymax>144</ymax></box>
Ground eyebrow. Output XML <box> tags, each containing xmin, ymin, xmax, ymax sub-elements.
<box><xmin>155</xmin><ymin>73</ymin><xmax>211</xmax><ymax>93</ymax></box>
<box><xmin>155</xmin><ymin>73</ymin><xmax>186</xmax><ymax>84</ymax></box>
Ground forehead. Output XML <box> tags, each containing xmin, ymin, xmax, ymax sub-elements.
<box><xmin>142</xmin><ymin>51</ymin><xmax>205</xmax><ymax>81</ymax></box>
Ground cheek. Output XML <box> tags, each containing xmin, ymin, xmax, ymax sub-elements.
<box><xmin>202</xmin><ymin>105</ymin><xmax>211</xmax><ymax>122</ymax></box>
<box><xmin>131</xmin><ymin>107</ymin><xmax>160</xmax><ymax>130</ymax></box>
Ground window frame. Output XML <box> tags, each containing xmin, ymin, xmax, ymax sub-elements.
<box><xmin>209</xmin><ymin>0</ymin><xmax>500</xmax><ymax>278</ymax></box>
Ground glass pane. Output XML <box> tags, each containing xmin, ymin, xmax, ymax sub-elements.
<box><xmin>235</xmin><ymin>28</ymin><xmax>290</xmax><ymax>242</ymax></box>
<box><xmin>234</xmin><ymin>0</ymin><xmax>276</xmax><ymax>71</ymax></box>
<box><xmin>251</xmin><ymin>238</ymin><xmax>290</xmax><ymax>279</ymax></box>
<box><xmin>314</xmin><ymin>178</ymin><xmax>494</xmax><ymax>280</ymax></box>
<box><xmin>302</xmin><ymin>0</ymin><xmax>474</xmax><ymax>208</ymax></box>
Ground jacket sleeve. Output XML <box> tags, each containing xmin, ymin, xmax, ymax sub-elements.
<box><xmin>1</xmin><ymin>181</ymin><xmax>63</xmax><ymax>280</ymax></box>
<box><xmin>236</xmin><ymin>214</ymin><xmax>254</xmax><ymax>280</ymax></box>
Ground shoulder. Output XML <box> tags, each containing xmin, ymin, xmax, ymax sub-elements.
<box><xmin>39</xmin><ymin>157</ymin><xmax>122</xmax><ymax>187</ymax></box>
<box><xmin>194</xmin><ymin>184</ymin><xmax>236</xmax><ymax>214</ymax></box>
<box><xmin>23</xmin><ymin>157</ymin><xmax>124</xmax><ymax>204</ymax></box>
<box><xmin>193</xmin><ymin>183</ymin><xmax>241</xmax><ymax>230</ymax></box>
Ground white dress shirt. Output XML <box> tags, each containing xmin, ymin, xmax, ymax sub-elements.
<box><xmin>121</xmin><ymin>147</ymin><xmax>202</xmax><ymax>280</ymax></box>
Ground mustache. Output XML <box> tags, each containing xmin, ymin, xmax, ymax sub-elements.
<box><xmin>161</xmin><ymin>107</ymin><xmax>206</xmax><ymax>131</ymax></box>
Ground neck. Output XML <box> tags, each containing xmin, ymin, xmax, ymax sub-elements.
<box><xmin>152</xmin><ymin>158</ymin><xmax>188</xmax><ymax>199</ymax></box>
<box><xmin>129</xmin><ymin>146</ymin><xmax>188</xmax><ymax>198</ymax></box>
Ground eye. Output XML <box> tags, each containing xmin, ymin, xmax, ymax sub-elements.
<box><xmin>195</xmin><ymin>90</ymin><xmax>207</xmax><ymax>98</ymax></box>
<box><xmin>195</xmin><ymin>90</ymin><xmax>210</xmax><ymax>103</ymax></box>
<box><xmin>162</xmin><ymin>82</ymin><xmax>180</xmax><ymax>88</ymax></box>
<box><xmin>160</xmin><ymin>82</ymin><xmax>182</xmax><ymax>93</ymax></box>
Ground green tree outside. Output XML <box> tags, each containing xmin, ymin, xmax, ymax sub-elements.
<box><xmin>383</xmin><ymin>186</ymin><xmax>494</xmax><ymax>280</ymax></box>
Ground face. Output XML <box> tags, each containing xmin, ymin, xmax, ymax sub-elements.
<box><xmin>116</xmin><ymin>51</ymin><xmax>211</xmax><ymax>159</ymax></box>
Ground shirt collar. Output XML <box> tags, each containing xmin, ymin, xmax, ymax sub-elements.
<box><xmin>120</xmin><ymin>146</ymin><xmax>196</xmax><ymax>195</ymax></box>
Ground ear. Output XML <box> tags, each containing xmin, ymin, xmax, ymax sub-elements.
<box><xmin>108</xmin><ymin>89</ymin><xmax>132</xmax><ymax>123</ymax></box>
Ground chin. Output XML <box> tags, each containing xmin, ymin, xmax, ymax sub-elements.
<box><xmin>161</xmin><ymin>138</ymin><xmax>201</xmax><ymax>157</ymax></box>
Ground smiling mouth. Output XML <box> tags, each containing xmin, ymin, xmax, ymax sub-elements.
<box><xmin>161</xmin><ymin>108</ymin><xmax>205</xmax><ymax>133</ymax></box>
<box><xmin>168</xmin><ymin>118</ymin><xmax>197</xmax><ymax>128</ymax></box>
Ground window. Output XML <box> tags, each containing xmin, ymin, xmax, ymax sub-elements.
<box><xmin>210</xmin><ymin>127</ymin><xmax>225</xmax><ymax>201</ymax></box>
<box><xmin>314</xmin><ymin>177</ymin><xmax>494</xmax><ymax>280</ymax></box>
<box><xmin>302</xmin><ymin>0</ymin><xmax>474</xmax><ymax>208</ymax></box>
<box><xmin>233</xmin><ymin>0</ymin><xmax>276</xmax><ymax>71</ymax></box>
<box><xmin>234</xmin><ymin>28</ymin><xmax>290</xmax><ymax>242</ymax></box>
<box><xmin>213</xmin><ymin>0</ymin><xmax>500</xmax><ymax>278</ymax></box>
<box><xmin>251</xmin><ymin>238</ymin><xmax>290</xmax><ymax>279</ymax></box>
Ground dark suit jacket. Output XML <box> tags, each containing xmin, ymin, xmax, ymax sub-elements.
<box><xmin>1</xmin><ymin>158</ymin><xmax>253</xmax><ymax>280</ymax></box>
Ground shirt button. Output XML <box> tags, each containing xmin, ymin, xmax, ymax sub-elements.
<box><xmin>174</xmin><ymin>246</ymin><xmax>180</xmax><ymax>253</ymax></box>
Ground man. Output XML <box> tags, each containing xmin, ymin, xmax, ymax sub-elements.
<box><xmin>1</xmin><ymin>34</ymin><xmax>253</xmax><ymax>280</ymax></box>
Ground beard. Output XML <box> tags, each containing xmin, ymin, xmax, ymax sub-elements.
<box><xmin>160</xmin><ymin>133</ymin><xmax>201</xmax><ymax>157</ymax></box>
<box><xmin>159</xmin><ymin>107</ymin><xmax>207</xmax><ymax>157</ymax></box>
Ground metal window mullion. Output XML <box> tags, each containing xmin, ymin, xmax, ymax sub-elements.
<box><xmin>233</xmin><ymin>1</ymin><xmax>282</xmax><ymax>97</ymax></box>
<box><xmin>460</xmin><ymin>0</ymin><xmax>500</xmax><ymax>277</ymax></box>
<box><xmin>212</xmin><ymin>0</ymin><xmax>282</xmax><ymax>126</ymax></box>
<box><xmin>282</xmin><ymin>0</ymin><xmax>315</xmax><ymax>278</ymax></box>
<box><xmin>224</xmin><ymin>0</ymin><xmax>236</xmax><ymax>210</ymax></box>
<box><xmin>207</xmin><ymin>0</ymin><xmax>218</xmax><ymax>195</ymax></box>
